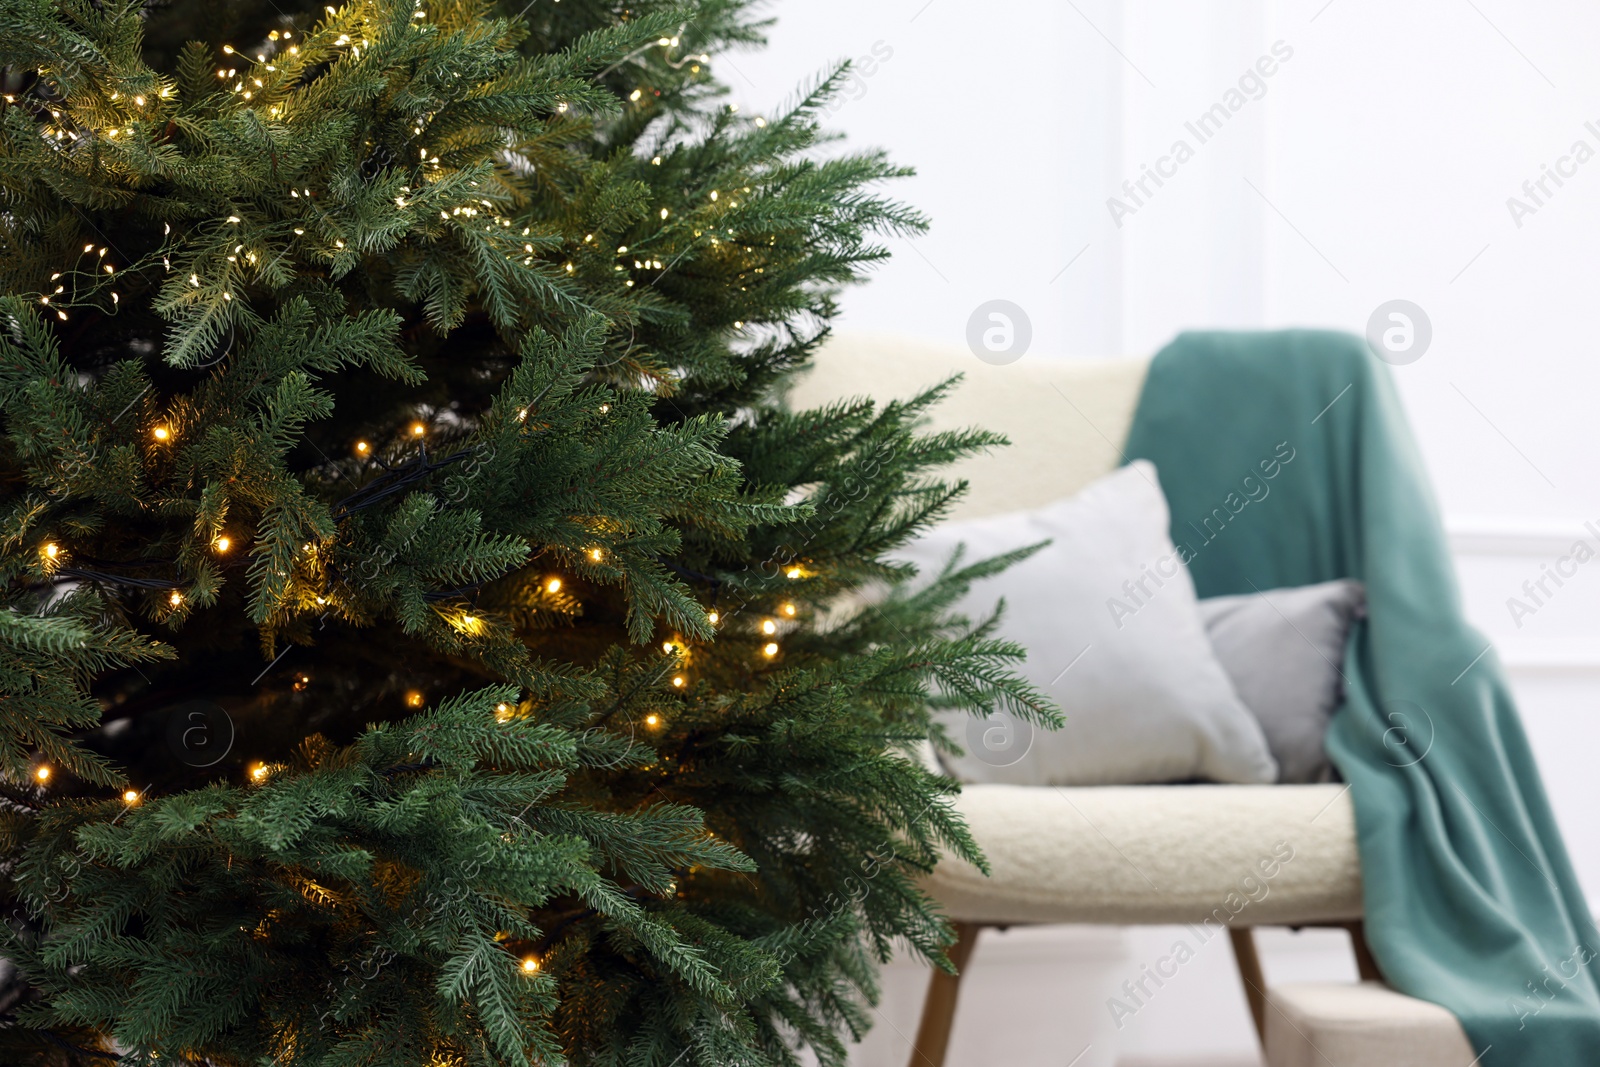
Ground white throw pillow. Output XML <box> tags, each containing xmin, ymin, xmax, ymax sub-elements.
<box><xmin>897</xmin><ymin>460</ymin><xmax>1278</xmax><ymax>786</ymax></box>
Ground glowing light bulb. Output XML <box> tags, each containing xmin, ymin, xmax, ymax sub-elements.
<box><xmin>249</xmin><ymin>762</ymin><xmax>269</xmax><ymax>782</ymax></box>
<box><xmin>495</xmin><ymin>702</ymin><xmax>512</xmax><ymax>722</ymax></box>
<box><xmin>786</xmin><ymin>567</ymin><xmax>802</xmax><ymax>579</ymax></box>
<box><xmin>588</xmin><ymin>547</ymin><xmax>604</xmax><ymax>562</ymax></box>
<box><xmin>761</xmin><ymin>620</ymin><xmax>776</xmax><ymax>635</ymax></box>
<box><xmin>355</xmin><ymin>440</ymin><xmax>370</xmax><ymax>455</ymax></box>
<box><xmin>34</xmin><ymin>766</ymin><xmax>51</xmax><ymax>783</ymax></box>
<box><xmin>521</xmin><ymin>956</ymin><xmax>540</xmax><ymax>974</ymax></box>
<box><xmin>214</xmin><ymin>536</ymin><xmax>231</xmax><ymax>553</ymax></box>
<box><xmin>122</xmin><ymin>789</ymin><xmax>140</xmax><ymax>805</ymax></box>
<box><xmin>43</xmin><ymin>542</ymin><xmax>59</xmax><ymax>560</ymax></box>
<box><xmin>405</xmin><ymin>690</ymin><xmax>425</xmax><ymax>708</ymax></box>
<box><xmin>707</xmin><ymin>611</ymin><xmax>719</xmax><ymax>625</ymax></box>
<box><xmin>762</xmin><ymin>642</ymin><xmax>779</xmax><ymax>658</ymax></box>
<box><xmin>546</xmin><ymin>578</ymin><xmax>562</xmax><ymax>593</ymax></box>
<box><xmin>410</xmin><ymin>422</ymin><xmax>426</xmax><ymax>436</ymax></box>
<box><xmin>671</xmin><ymin>676</ymin><xmax>685</xmax><ymax>688</ymax></box>
<box><xmin>782</xmin><ymin>603</ymin><xmax>796</xmax><ymax>616</ymax></box>
<box><xmin>644</xmin><ymin>713</ymin><xmax>660</xmax><ymax>726</ymax></box>
<box><xmin>662</xmin><ymin>641</ymin><xmax>675</xmax><ymax>654</ymax></box>
<box><xmin>168</xmin><ymin>590</ymin><xmax>184</xmax><ymax>607</ymax></box>
<box><xmin>152</xmin><ymin>425</ymin><xmax>171</xmax><ymax>441</ymax></box>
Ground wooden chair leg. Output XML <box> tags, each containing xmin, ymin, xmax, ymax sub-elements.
<box><xmin>906</xmin><ymin>922</ymin><xmax>982</xmax><ymax>1067</ymax></box>
<box><xmin>1344</xmin><ymin>920</ymin><xmax>1383</xmax><ymax>982</ymax></box>
<box><xmin>1228</xmin><ymin>925</ymin><xmax>1268</xmax><ymax>1049</ymax></box>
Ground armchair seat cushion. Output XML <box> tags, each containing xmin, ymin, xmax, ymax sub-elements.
<box><xmin>925</xmin><ymin>783</ymin><xmax>1361</xmax><ymax>925</ymax></box>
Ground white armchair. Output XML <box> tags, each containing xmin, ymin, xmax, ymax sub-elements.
<box><xmin>789</xmin><ymin>336</ymin><xmax>1473</xmax><ymax>1067</ymax></box>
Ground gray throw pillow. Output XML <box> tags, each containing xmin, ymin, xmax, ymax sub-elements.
<box><xmin>1197</xmin><ymin>580</ymin><xmax>1366</xmax><ymax>783</ymax></box>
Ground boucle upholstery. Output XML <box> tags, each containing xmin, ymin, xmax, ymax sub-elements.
<box><xmin>786</xmin><ymin>334</ymin><xmax>1150</xmax><ymax>521</ymax></box>
<box><xmin>793</xmin><ymin>336</ymin><xmax>1364</xmax><ymax>926</ymax></box>
<box><xmin>926</xmin><ymin>783</ymin><xmax>1361</xmax><ymax>925</ymax></box>
<box><xmin>1265</xmin><ymin>983</ymin><xmax>1475</xmax><ymax>1066</ymax></box>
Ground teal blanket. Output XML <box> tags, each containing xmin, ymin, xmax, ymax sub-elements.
<box><xmin>1123</xmin><ymin>330</ymin><xmax>1600</xmax><ymax>1063</ymax></box>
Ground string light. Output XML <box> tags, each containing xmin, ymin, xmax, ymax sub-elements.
<box><xmin>34</xmin><ymin>766</ymin><xmax>51</xmax><ymax>783</ymax></box>
<box><xmin>546</xmin><ymin>578</ymin><xmax>562</xmax><ymax>593</ymax></box>
<box><xmin>249</xmin><ymin>762</ymin><xmax>269</xmax><ymax>782</ymax></box>
<box><xmin>152</xmin><ymin>425</ymin><xmax>171</xmax><ymax>441</ymax></box>
<box><xmin>405</xmin><ymin>690</ymin><xmax>425</xmax><ymax>708</ymax></box>
<box><xmin>671</xmin><ymin>675</ymin><xmax>685</xmax><ymax>688</ymax></box>
<box><xmin>521</xmin><ymin>956</ymin><xmax>541</xmax><ymax>974</ymax></box>
<box><xmin>706</xmin><ymin>610</ymin><xmax>719</xmax><ymax>625</ymax></box>
<box><xmin>644</xmin><ymin>713</ymin><xmax>660</xmax><ymax>727</ymax></box>
<box><xmin>786</xmin><ymin>567</ymin><xmax>803</xmax><ymax>579</ymax></box>
<box><xmin>495</xmin><ymin>702</ymin><xmax>512</xmax><ymax>722</ymax></box>
<box><xmin>122</xmin><ymin>789</ymin><xmax>141</xmax><ymax>805</ymax></box>
<box><xmin>42</xmin><ymin>542</ymin><xmax>60</xmax><ymax>560</ymax></box>
<box><xmin>588</xmin><ymin>547</ymin><xmax>604</xmax><ymax>562</ymax></box>
<box><xmin>355</xmin><ymin>440</ymin><xmax>370</xmax><ymax>456</ymax></box>
<box><xmin>781</xmin><ymin>603</ymin><xmax>797</xmax><ymax>617</ymax></box>
<box><xmin>762</xmin><ymin>642</ymin><xmax>779</xmax><ymax>658</ymax></box>
<box><xmin>760</xmin><ymin>620</ymin><xmax>776</xmax><ymax>635</ymax></box>
<box><xmin>293</xmin><ymin>673</ymin><xmax>310</xmax><ymax>692</ymax></box>
<box><xmin>662</xmin><ymin>641</ymin><xmax>675</xmax><ymax>654</ymax></box>
<box><xmin>214</xmin><ymin>536</ymin><xmax>231</xmax><ymax>553</ymax></box>
<box><xmin>168</xmin><ymin>591</ymin><xmax>184</xmax><ymax>607</ymax></box>
<box><xmin>410</xmin><ymin>422</ymin><xmax>426</xmax><ymax>436</ymax></box>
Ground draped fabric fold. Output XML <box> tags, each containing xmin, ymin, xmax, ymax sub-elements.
<box><xmin>1122</xmin><ymin>330</ymin><xmax>1600</xmax><ymax>1063</ymax></box>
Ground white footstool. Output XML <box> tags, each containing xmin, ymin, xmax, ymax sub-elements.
<box><xmin>1265</xmin><ymin>982</ymin><xmax>1478</xmax><ymax>1067</ymax></box>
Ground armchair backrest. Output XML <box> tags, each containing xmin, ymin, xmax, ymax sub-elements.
<box><xmin>787</xmin><ymin>334</ymin><xmax>1151</xmax><ymax>521</ymax></box>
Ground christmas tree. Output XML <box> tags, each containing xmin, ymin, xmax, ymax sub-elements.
<box><xmin>0</xmin><ymin>1</ymin><xmax>1055</xmax><ymax>1064</ymax></box>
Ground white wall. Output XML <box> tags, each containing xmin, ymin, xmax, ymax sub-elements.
<box><xmin>732</xmin><ymin>2</ymin><xmax>1600</xmax><ymax>1063</ymax></box>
